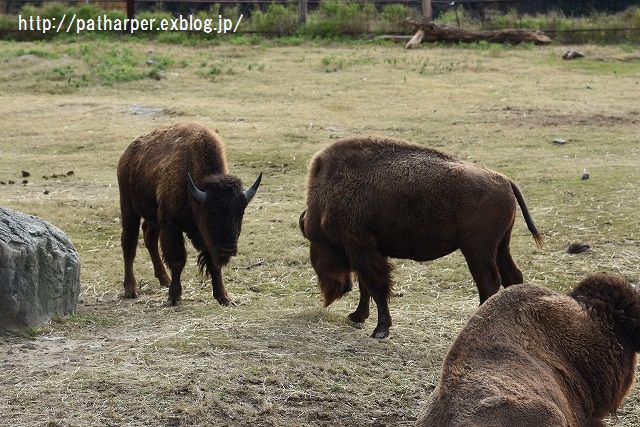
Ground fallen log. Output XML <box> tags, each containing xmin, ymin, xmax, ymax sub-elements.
<box><xmin>405</xmin><ymin>18</ymin><xmax>552</xmax><ymax>49</ymax></box>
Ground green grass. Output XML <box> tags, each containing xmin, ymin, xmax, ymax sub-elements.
<box><xmin>60</xmin><ymin>313</ymin><xmax>113</xmax><ymax>326</ymax></box>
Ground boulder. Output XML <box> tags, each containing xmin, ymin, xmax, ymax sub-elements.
<box><xmin>0</xmin><ymin>207</ymin><xmax>81</xmax><ymax>330</ymax></box>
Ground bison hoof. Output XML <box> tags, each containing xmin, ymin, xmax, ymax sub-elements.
<box><xmin>215</xmin><ymin>295</ymin><xmax>235</xmax><ymax>306</ymax></box>
<box><xmin>348</xmin><ymin>311</ymin><xmax>369</xmax><ymax>324</ymax></box>
<box><xmin>124</xmin><ymin>291</ymin><xmax>138</xmax><ymax>299</ymax></box>
<box><xmin>167</xmin><ymin>297</ymin><xmax>182</xmax><ymax>307</ymax></box>
<box><xmin>370</xmin><ymin>326</ymin><xmax>390</xmax><ymax>339</ymax></box>
<box><xmin>219</xmin><ymin>299</ymin><xmax>236</xmax><ymax>307</ymax></box>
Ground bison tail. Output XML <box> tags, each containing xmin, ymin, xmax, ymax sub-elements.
<box><xmin>510</xmin><ymin>181</ymin><xmax>544</xmax><ymax>249</ymax></box>
<box><xmin>299</xmin><ymin>210</ymin><xmax>307</xmax><ymax>238</ymax></box>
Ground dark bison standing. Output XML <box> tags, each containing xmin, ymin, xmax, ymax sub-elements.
<box><xmin>417</xmin><ymin>274</ymin><xmax>640</xmax><ymax>427</ymax></box>
<box><xmin>117</xmin><ymin>122</ymin><xmax>261</xmax><ymax>306</ymax></box>
<box><xmin>299</xmin><ymin>136</ymin><xmax>543</xmax><ymax>338</ymax></box>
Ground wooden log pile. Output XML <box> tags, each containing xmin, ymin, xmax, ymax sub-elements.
<box><xmin>404</xmin><ymin>18</ymin><xmax>552</xmax><ymax>49</ymax></box>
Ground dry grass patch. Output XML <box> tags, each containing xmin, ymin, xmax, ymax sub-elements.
<box><xmin>0</xmin><ymin>39</ymin><xmax>639</xmax><ymax>426</ymax></box>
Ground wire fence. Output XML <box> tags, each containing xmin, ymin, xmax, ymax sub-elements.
<box><xmin>5</xmin><ymin>0</ymin><xmax>640</xmax><ymax>14</ymax></box>
<box><xmin>2</xmin><ymin>0</ymin><xmax>639</xmax><ymax>42</ymax></box>
<box><xmin>4</xmin><ymin>0</ymin><xmax>640</xmax><ymax>15</ymax></box>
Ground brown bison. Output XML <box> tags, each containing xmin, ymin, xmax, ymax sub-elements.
<box><xmin>299</xmin><ymin>136</ymin><xmax>543</xmax><ymax>338</ymax></box>
<box><xmin>117</xmin><ymin>122</ymin><xmax>261</xmax><ymax>306</ymax></box>
<box><xmin>417</xmin><ymin>273</ymin><xmax>640</xmax><ymax>427</ymax></box>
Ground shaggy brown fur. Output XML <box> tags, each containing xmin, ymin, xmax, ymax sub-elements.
<box><xmin>417</xmin><ymin>273</ymin><xmax>640</xmax><ymax>427</ymax></box>
<box><xmin>299</xmin><ymin>136</ymin><xmax>543</xmax><ymax>338</ymax></box>
<box><xmin>117</xmin><ymin>122</ymin><xmax>261</xmax><ymax>306</ymax></box>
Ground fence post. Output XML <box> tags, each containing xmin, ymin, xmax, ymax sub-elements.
<box><xmin>127</xmin><ymin>0</ymin><xmax>135</xmax><ymax>20</ymax></box>
<box><xmin>422</xmin><ymin>0</ymin><xmax>432</xmax><ymax>21</ymax></box>
<box><xmin>298</xmin><ymin>0</ymin><xmax>307</xmax><ymax>25</ymax></box>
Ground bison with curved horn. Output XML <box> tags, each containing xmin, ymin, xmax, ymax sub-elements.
<box><xmin>117</xmin><ymin>122</ymin><xmax>262</xmax><ymax>306</ymax></box>
<box><xmin>299</xmin><ymin>136</ymin><xmax>543</xmax><ymax>338</ymax></box>
<box><xmin>417</xmin><ymin>273</ymin><xmax>640</xmax><ymax>427</ymax></box>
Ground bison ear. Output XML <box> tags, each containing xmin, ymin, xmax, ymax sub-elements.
<box><xmin>187</xmin><ymin>173</ymin><xmax>207</xmax><ymax>203</ymax></box>
<box><xmin>625</xmin><ymin>285</ymin><xmax>640</xmax><ymax>350</ymax></box>
<box><xmin>244</xmin><ymin>173</ymin><xmax>262</xmax><ymax>203</ymax></box>
<box><xmin>613</xmin><ymin>309</ymin><xmax>640</xmax><ymax>352</ymax></box>
<box><xmin>618</xmin><ymin>316</ymin><xmax>640</xmax><ymax>351</ymax></box>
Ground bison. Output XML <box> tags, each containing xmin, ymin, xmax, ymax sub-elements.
<box><xmin>299</xmin><ymin>136</ymin><xmax>543</xmax><ymax>338</ymax></box>
<box><xmin>417</xmin><ymin>273</ymin><xmax>640</xmax><ymax>427</ymax></box>
<box><xmin>117</xmin><ymin>122</ymin><xmax>261</xmax><ymax>306</ymax></box>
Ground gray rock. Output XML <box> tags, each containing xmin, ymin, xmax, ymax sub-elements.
<box><xmin>0</xmin><ymin>207</ymin><xmax>80</xmax><ymax>330</ymax></box>
<box><xmin>562</xmin><ymin>49</ymin><xmax>585</xmax><ymax>60</ymax></box>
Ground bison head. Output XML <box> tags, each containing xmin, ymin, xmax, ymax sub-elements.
<box><xmin>188</xmin><ymin>172</ymin><xmax>262</xmax><ymax>267</ymax></box>
<box><xmin>570</xmin><ymin>274</ymin><xmax>640</xmax><ymax>352</ymax></box>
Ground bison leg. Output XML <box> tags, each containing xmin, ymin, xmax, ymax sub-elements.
<box><xmin>461</xmin><ymin>248</ymin><xmax>502</xmax><ymax>304</ymax></box>
<box><xmin>347</xmin><ymin>247</ymin><xmax>394</xmax><ymax>339</ymax></box>
<box><xmin>368</xmin><ymin>288</ymin><xmax>392</xmax><ymax>339</ymax></box>
<box><xmin>120</xmin><ymin>209</ymin><xmax>141</xmax><ymax>299</ymax></box>
<box><xmin>348</xmin><ymin>282</ymin><xmax>370</xmax><ymax>324</ymax></box>
<box><xmin>211</xmin><ymin>267</ymin><xmax>234</xmax><ymax>306</ymax></box>
<box><xmin>142</xmin><ymin>221</ymin><xmax>171</xmax><ymax>288</ymax></box>
<box><xmin>159</xmin><ymin>227</ymin><xmax>186</xmax><ymax>306</ymax></box>
<box><xmin>496</xmin><ymin>232</ymin><xmax>524</xmax><ymax>288</ymax></box>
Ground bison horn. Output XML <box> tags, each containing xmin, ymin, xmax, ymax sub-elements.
<box><xmin>244</xmin><ymin>173</ymin><xmax>262</xmax><ymax>203</ymax></box>
<box><xmin>187</xmin><ymin>173</ymin><xmax>207</xmax><ymax>203</ymax></box>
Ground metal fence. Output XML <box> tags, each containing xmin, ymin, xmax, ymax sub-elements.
<box><xmin>2</xmin><ymin>0</ymin><xmax>639</xmax><ymax>40</ymax></box>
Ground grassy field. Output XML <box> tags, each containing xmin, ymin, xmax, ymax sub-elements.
<box><xmin>0</xmin><ymin>39</ymin><xmax>639</xmax><ymax>426</ymax></box>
